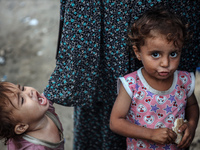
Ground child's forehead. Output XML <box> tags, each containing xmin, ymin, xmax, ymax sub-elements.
<box><xmin>149</xmin><ymin>30</ymin><xmax>183</xmax><ymax>42</ymax></box>
<box><xmin>149</xmin><ymin>30</ymin><xmax>165</xmax><ymax>37</ymax></box>
<box><xmin>145</xmin><ymin>31</ymin><xmax>167</xmax><ymax>43</ymax></box>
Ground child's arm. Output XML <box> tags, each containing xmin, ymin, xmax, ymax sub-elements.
<box><xmin>110</xmin><ymin>84</ymin><xmax>177</xmax><ymax>144</ymax></box>
<box><xmin>177</xmin><ymin>93</ymin><xmax>199</xmax><ymax>149</ymax></box>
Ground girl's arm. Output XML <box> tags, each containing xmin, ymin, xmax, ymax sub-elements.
<box><xmin>110</xmin><ymin>84</ymin><xmax>176</xmax><ymax>144</ymax></box>
<box><xmin>178</xmin><ymin>93</ymin><xmax>199</xmax><ymax>148</ymax></box>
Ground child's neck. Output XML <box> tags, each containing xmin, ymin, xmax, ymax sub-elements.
<box><xmin>141</xmin><ymin>68</ymin><xmax>174</xmax><ymax>91</ymax></box>
<box><xmin>26</xmin><ymin>115</ymin><xmax>61</xmax><ymax>143</ymax></box>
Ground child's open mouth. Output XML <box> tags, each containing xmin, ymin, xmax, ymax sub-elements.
<box><xmin>37</xmin><ymin>92</ymin><xmax>47</xmax><ymax>105</ymax></box>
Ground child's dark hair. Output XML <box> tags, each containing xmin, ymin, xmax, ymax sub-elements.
<box><xmin>0</xmin><ymin>82</ymin><xmax>20</xmax><ymax>145</ymax></box>
<box><xmin>129</xmin><ymin>7</ymin><xmax>186</xmax><ymax>52</ymax></box>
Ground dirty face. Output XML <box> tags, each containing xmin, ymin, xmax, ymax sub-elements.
<box><xmin>5</xmin><ymin>82</ymin><xmax>49</xmax><ymax>125</ymax></box>
<box><xmin>134</xmin><ymin>33</ymin><xmax>181</xmax><ymax>82</ymax></box>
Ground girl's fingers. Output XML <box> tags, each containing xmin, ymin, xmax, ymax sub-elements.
<box><xmin>166</xmin><ymin>129</ymin><xmax>177</xmax><ymax>144</ymax></box>
<box><xmin>178</xmin><ymin>123</ymin><xmax>187</xmax><ymax>133</ymax></box>
<box><xmin>169</xmin><ymin>129</ymin><xmax>177</xmax><ymax>142</ymax></box>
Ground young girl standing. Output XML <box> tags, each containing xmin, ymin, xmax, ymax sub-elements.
<box><xmin>110</xmin><ymin>8</ymin><xmax>199</xmax><ymax>150</ymax></box>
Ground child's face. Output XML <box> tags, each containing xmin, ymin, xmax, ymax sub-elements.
<box><xmin>6</xmin><ymin>83</ymin><xmax>49</xmax><ymax>126</ymax></box>
<box><xmin>134</xmin><ymin>33</ymin><xmax>181</xmax><ymax>81</ymax></box>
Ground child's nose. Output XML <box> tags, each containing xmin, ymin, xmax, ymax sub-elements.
<box><xmin>160</xmin><ymin>56</ymin><xmax>169</xmax><ymax>67</ymax></box>
<box><xmin>25</xmin><ymin>89</ymin><xmax>33</xmax><ymax>98</ymax></box>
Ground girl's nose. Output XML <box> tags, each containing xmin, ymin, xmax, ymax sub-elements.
<box><xmin>24</xmin><ymin>88</ymin><xmax>33</xmax><ymax>98</ymax></box>
<box><xmin>29</xmin><ymin>90</ymin><xmax>33</xmax><ymax>98</ymax></box>
<box><xmin>160</xmin><ymin>56</ymin><xmax>169</xmax><ymax>67</ymax></box>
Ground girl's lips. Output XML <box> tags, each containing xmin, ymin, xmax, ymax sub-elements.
<box><xmin>158</xmin><ymin>72</ymin><xmax>169</xmax><ymax>76</ymax></box>
<box><xmin>37</xmin><ymin>92</ymin><xmax>47</xmax><ymax>105</ymax></box>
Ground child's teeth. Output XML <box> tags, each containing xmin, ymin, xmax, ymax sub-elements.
<box><xmin>39</xmin><ymin>98</ymin><xmax>44</xmax><ymax>104</ymax></box>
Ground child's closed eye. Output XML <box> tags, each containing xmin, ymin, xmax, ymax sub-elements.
<box><xmin>21</xmin><ymin>97</ymin><xmax>24</xmax><ymax>105</ymax></box>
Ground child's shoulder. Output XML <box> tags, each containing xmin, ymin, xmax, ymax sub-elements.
<box><xmin>177</xmin><ymin>70</ymin><xmax>191</xmax><ymax>74</ymax></box>
<box><xmin>176</xmin><ymin>70</ymin><xmax>195</xmax><ymax>97</ymax></box>
<box><xmin>119</xmin><ymin>68</ymin><xmax>141</xmax><ymax>85</ymax></box>
<box><xmin>118</xmin><ymin>70</ymin><xmax>139</xmax><ymax>88</ymax></box>
<box><xmin>123</xmin><ymin>69</ymin><xmax>139</xmax><ymax>79</ymax></box>
<box><xmin>177</xmin><ymin>70</ymin><xmax>195</xmax><ymax>80</ymax></box>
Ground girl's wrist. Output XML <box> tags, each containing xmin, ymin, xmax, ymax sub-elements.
<box><xmin>145</xmin><ymin>128</ymin><xmax>154</xmax><ymax>141</ymax></box>
<box><xmin>187</xmin><ymin>120</ymin><xmax>198</xmax><ymax>130</ymax></box>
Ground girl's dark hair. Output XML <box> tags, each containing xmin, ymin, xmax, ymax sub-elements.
<box><xmin>0</xmin><ymin>82</ymin><xmax>20</xmax><ymax>145</ymax></box>
<box><xmin>128</xmin><ymin>7</ymin><xmax>187</xmax><ymax>52</ymax></box>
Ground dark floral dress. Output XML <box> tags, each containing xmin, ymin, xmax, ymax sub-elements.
<box><xmin>44</xmin><ymin>0</ymin><xmax>200</xmax><ymax>149</ymax></box>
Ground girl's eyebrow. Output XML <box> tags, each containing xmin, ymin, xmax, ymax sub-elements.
<box><xmin>147</xmin><ymin>50</ymin><xmax>160</xmax><ymax>54</ymax></box>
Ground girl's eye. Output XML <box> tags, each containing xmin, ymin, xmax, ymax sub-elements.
<box><xmin>170</xmin><ymin>52</ymin><xmax>178</xmax><ymax>58</ymax></box>
<box><xmin>21</xmin><ymin>98</ymin><xmax>24</xmax><ymax>105</ymax></box>
<box><xmin>152</xmin><ymin>52</ymin><xmax>160</xmax><ymax>58</ymax></box>
<box><xmin>20</xmin><ymin>85</ymin><xmax>24</xmax><ymax>91</ymax></box>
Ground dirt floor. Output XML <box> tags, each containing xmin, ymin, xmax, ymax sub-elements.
<box><xmin>0</xmin><ymin>1</ymin><xmax>73</xmax><ymax>149</ymax></box>
<box><xmin>0</xmin><ymin>0</ymin><xmax>199</xmax><ymax>150</ymax></box>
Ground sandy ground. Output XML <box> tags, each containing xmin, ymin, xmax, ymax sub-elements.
<box><xmin>0</xmin><ymin>1</ymin><xmax>74</xmax><ymax>150</ymax></box>
<box><xmin>0</xmin><ymin>0</ymin><xmax>199</xmax><ymax>150</ymax></box>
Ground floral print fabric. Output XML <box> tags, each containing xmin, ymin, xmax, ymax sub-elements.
<box><xmin>119</xmin><ymin>68</ymin><xmax>194</xmax><ymax>150</ymax></box>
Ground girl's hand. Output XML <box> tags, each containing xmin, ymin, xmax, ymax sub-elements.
<box><xmin>150</xmin><ymin>128</ymin><xmax>177</xmax><ymax>144</ymax></box>
<box><xmin>177</xmin><ymin>122</ymin><xmax>195</xmax><ymax>149</ymax></box>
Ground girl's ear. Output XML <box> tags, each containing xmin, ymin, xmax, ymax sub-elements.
<box><xmin>14</xmin><ymin>123</ymin><xmax>29</xmax><ymax>135</ymax></box>
<box><xmin>133</xmin><ymin>46</ymin><xmax>141</xmax><ymax>60</ymax></box>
